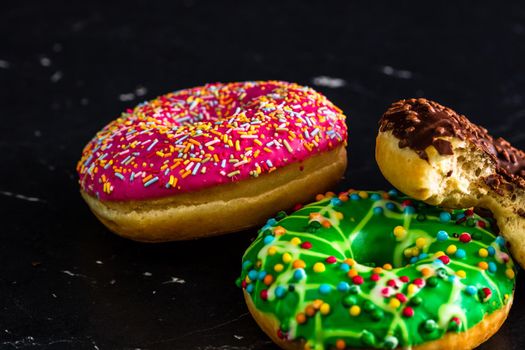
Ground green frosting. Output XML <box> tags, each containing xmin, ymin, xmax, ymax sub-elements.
<box><xmin>238</xmin><ymin>190</ymin><xmax>516</xmax><ymax>350</ymax></box>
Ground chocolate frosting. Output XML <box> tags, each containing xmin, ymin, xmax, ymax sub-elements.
<box><xmin>379</xmin><ymin>98</ymin><xmax>525</xmax><ymax>189</ymax></box>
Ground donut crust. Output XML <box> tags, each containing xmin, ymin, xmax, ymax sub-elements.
<box><xmin>376</xmin><ymin>99</ymin><xmax>525</xmax><ymax>268</ymax></box>
<box><xmin>81</xmin><ymin>145</ymin><xmax>347</xmax><ymax>241</ymax></box>
<box><xmin>244</xmin><ymin>290</ymin><xmax>513</xmax><ymax>350</ymax></box>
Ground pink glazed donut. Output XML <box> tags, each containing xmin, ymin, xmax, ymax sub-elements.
<box><xmin>77</xmin><ymin>81</ymin><xmax>348</xmax><ymax>241</ymax></box>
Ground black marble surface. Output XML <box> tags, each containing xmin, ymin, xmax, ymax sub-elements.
<box><xmin>2</xmin><ymin>1</ymin><xmax>525</xmax><ymax>349</ymax></box>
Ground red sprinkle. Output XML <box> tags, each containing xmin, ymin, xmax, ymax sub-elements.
<box><xmin>370</xmin><ymin>274</ymin><xmax>380</xmax><ymax>282</ymax></box>
<box><xmin>396</xmin><ymin>293</ymin><xmax>407</xmax><ymax>303</ymax></box>
<box><xmin>260</xmin><ymin>289</ymin><xmax>268</xmax><ymax>301</ymax></box>
<box><xmin>387</xmin><ymin>279</ymin><xmax>397</xmax><ymax>288</ymax></box>
<box><xmin>325</xmin><ymin>256</ymin><xmax>337</xmax><ymax>264</ymax></box>
<box><xmin>402</xmin><ymin>200</ymin><xmax>413</xmax><ymax>207</ymax></box>
<box><xmin>451</xmin><ymin>317</ymin><xmax>461</xmax><ymax>325</ymax></box>
<box><xmin>381</xmin><ymin>287</ymin><xmax>391</xmax><ymax>296</ymax></box>
<box><xmin>438</xmin><ymin>255</ymin><xmax>451</xmax><ymax>264</ymax></box>
<box><xmin>413</xmin><ymin>278</ymin><xmax>425</xmax><ymax>287</ymax></box>
<box><xmin>277</xmin><ymin>329</ymin><xmax>285</xmax><ymax>339</ymax></box>
<box><xmin>482</xmin><ymin>287</ymin><xmax>492</xmax><ymax>298</ymax></box>
<box><xmin>301</xmin><ymin>242</ymin><xmax>313</xmax><ymax>249</ymax></box>
<box><xmin>399</xmin><ymin>276</ymin><xmax>410</xmax><ymax>283</ymax></box>
<box><xmin>477</xmin><ymin>220</ymin><xmax>486</xmax><ymax>228</ymax></box>
<box><xmin>464</xmin><ymin>209</ymin><xmax>474</xmax><ymax>216</ymax></box>
<box><xmin>352</xmin><ymin>276</ymin><xmax>364</xmax><ymax>285</ymax></box>
<box><xmin>402</xmin><ymin>306</ymin><xmax>414</xmax><ymax>317</ymax></box>
<box><xmin>241</xmin><ymin>281</ymin><xmax>247</xmax><ymax>288</ymax></box>
<box><xmin>459</xmin><ymin>233</ymin><xmax>472</xmax><ymax>243</ymax></box>
<box><xmin>293</xmin><ymin>203</ymin><xmax>303</xmax><ymax>212</ymax></box>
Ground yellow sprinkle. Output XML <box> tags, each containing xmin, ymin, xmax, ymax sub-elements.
<box><xmin>274</xmin><ymin>264</ymin><xmax>284</xmax><ymax>272</ymax></box>
<box><xmin>416</xmin><ymin>238</ymin><xmax>427</xmax><ymax>249</ymax></box>
<box><xmin>349</xmin><ymin>305</ymin><xmax>361</xmax><ymax>316</ymax></box>
<box><xmin>478</xmin><ymin>248</ymin><xmax>489</xmax><ymax>258</ymax></box>
<box><xmin>383</xmin><ymin>263</ymin><xmax>393</xmax><ymax>270</ymax></box>
<box><xmin>433</xmin><ymin>251</ymin><xmax>445</xmax><ymax>258</ymax></box>
<box><xmin>506</xmin><ymin>269</ymin><xmax>515</xmax><ymax>279</ymax></box>
<box><xmin>358</xmin><ymin>191</ymin><xmax>368</xmax><ymax>199</ymax></box>
<box><xmin>313</xmin><ymin>262</ymin><xmax>326</xmax><ymax>273</ymax></box>
<box><xmin>334</xmin><ymin>211</ymin><xmax>344</xmax><ymax>220</ymax></box>
<box><xmin>407</xmin><ymin>284</ymin><xmax>417</xmax><ymax>295</ymax></box>
<box><xmin>389</xmin><ymin>298</ymin><xmax>401</xmax><ymax>309</ymax></box>
<box><xmin>235</xmin><ymin>140</ymin><xmax>241</xmax><ymax>151</ymax></box>
<box><xmin>446</xmin><ymin>245</ymin><xmax>457</xmax><ymax>255</ymax></box>
<box><xmin>282</xmin><ymin>253</ymin><xmax>292</xmax><ymax>263</ymax></box>
<box><xmin>373</xmin><ymin>267</ymin><xmax>383</xmax><ymax>274</ymax></box>
<box><xmin>478</xmin><ymin>261</ymin><xmax>489</xmax><ymax>270</ymax></box>
<box><xmin>268</xmin><ymin>246</ymin><xmax>277</xmax><ymax>256</ymax></box>
<box><xmin>290</xmin><ymin>237</ymin><xmax>301</xmax><ymax>245</ymax></box>
<box><xmin>404</xmin><ymin>248</ymin><xmax>413</xmax><ymax>258</ymax></box>
<box><xmin>456</xmin><ymin>270</ymin><xmax>467</xmax><ymax>278</ymax></box>
<box><xmin>411</xmin><ymin>247</ymin><xmax>420</xmax><ymax>256</ymax></box>
<box><xmin>393</xmin><ymin>226</ymin><xmax>406</xmax><ymax>239</ymax></box>
<box><xmin>320</xmin><ymin>303</ymin><xmax>330</xmax><ymax>315</ymax></box>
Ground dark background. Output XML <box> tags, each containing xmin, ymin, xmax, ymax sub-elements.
<box><xmin>1</xmin><ymin>1</ymin><xmax>525</xmax><ymax>349</ymax></box>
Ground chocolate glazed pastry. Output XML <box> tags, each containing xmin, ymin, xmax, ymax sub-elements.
<box><xmin>375</xmin><ymin>98</ymin><xmax>525</xmax><ymax>268</ymax></box>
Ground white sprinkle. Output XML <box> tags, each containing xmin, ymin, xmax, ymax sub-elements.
<box><xmin>95</xmin><ymin>260</ymin><xmax>103</xmax><ymax>265</ymax></box>
<box><xmin>380</xmin><ymin>65</ymin><xmax>413</xmax><ymax>79</ymax></box>
<box><xmin>147</xmin><ymin>139</ymin><xmax>158</xmax><ymax>151</ymax></box>
<box><xmin>312</xmin><ymin>76</ymin><xmax>347</xmax><ymax>88</ymax></box>
<box><xmin>119</xmin><ymin>93</ymin><xmax>135</xmax><ymax>101</ymax></box>
<box><xmin>40</xmin><ymin>56</ymin><xmax>51</xmax><ymax>67</ymax></box>
<box><xmin>205</xmin><ymin>139</ymin><xmax>220</xmax><ymax>147</ymax></box>
<box><xmin>0</xmin><ymin>59</ymin><xmax>10</xmax><ymax>69</ymax></box>
<box><xmin>162</xmin><ymin>277</ymin><xmax>186</xmax><ymax>284</ymax></box>
<box><xmin>143</xmin><ymin>272</ymin><xmax>152</xmax><ymax>277</ymax></box>
<box><xmin>135</xmin><ymin>86</ymin><xmax>148</xmax><ymax>96</ymax></box>
<box><xmin>50</xmin><ymin>71</ymin><xmax>63</xmax><ymax>82</ymax></box>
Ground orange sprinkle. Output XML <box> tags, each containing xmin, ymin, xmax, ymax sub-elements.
<box><xmin>274</xmin><ymin>226</ymin><xmax>286</xmax><ymax>236</ymax></box>
<box><xmin>292</xmin><ymin>259</ymin><xmax>306</xmax><ymax>269</ymax></box>
<box><xmin>296</xmin><ymin>313</ymin><xmax>307</xmax><ymax>324</ymax></box>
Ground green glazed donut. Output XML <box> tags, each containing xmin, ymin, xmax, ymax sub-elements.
<box><xmin>238</xmin><ymin>190</ymin><xmax>516</xmax><ymax>350</ymax></box>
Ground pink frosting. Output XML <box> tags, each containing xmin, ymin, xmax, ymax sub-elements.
<box><xmin>77</xmin><ymin>81</ymin><xmax>347</xmax><ymax>201</ymax></box>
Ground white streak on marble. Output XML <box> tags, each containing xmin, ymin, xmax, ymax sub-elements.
<box><xmin>162</xmin><ymin>277</ymin><xmax>186</xmax><ymax>284</ymax></box>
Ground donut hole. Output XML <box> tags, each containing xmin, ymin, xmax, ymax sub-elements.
<box><xmin>351</xmin><ymin>231</ymin><xmax>405</xmax><ymax>268</ymax></box>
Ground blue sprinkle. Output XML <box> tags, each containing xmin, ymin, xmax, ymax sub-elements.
<box><xmin>371</xmin><ymin>193</ymin><xmax>382</xmax><ymax>201</ymax></box>
<box><xmin>404</xmin><ymin>206</ymin><xmax>415</xmax><ymax>214</ymax></box>
<box><xmin>448</xmin><ymin>275</ymin><xmax>457</xmax><ymax>283</ymax></box>
<box><xmin>488</xmin><ymin>262</ymin><xmax>497</xmax><ymax>273</ymax></box>
<box><xmin>337</xmin><ymin>281</ymin><xmax>350</xmax><ymax>292</ymax></box>
<box><xmin>319</xmin><ymin>284</ymin><xmax>332</xmax><ymax>295</ymax></box>
<box><xmin>386</xmin><ymin>202</ymin><xmax>396</xmax><ymax>210</ymax></box>
<box><xmin>410</xmin><ymin>257</ymin><xmax>418</xmax><ymax>264</ymax></box>
<box><xmin>246</xmin><ymin>284</ymin><xmax>254</xmax><ymax>293</ymax></box>
<box><xmin>440</xmin><ymin>212</ymin><xmax>452</xmax><ymax>222</ymax></box>
<box><xmin>419</xmin><ymin>253</ymin><xmax>429</xmax><ymax>260</ymax></box>
<box><xmin>487</xmin><ymin>246</ymin><xmax>496</xmax><ymax>256</ymax></box>
<box><xmin>388</xmin><ymin>189</ymin><xmax>398</xmax><ymax>196</ymax></box>
<box><xmin>465</xmin><ymin>285</ymin><xmax>477</xmax><ymax>295</ymax></box>
<box><xmin>248</xmin><ymin>270</ymin><xmax>258</xmax><ymax>280</ymax></box>
<box><xmin>350</xmin><ymin>193</ymin><xmax>360</xmax><ymax>201</ymax></box>
<box><xmin>437</xmin><ymin>230</ymin><xmax>449</xmax><ymax>241</ymax></box>
<box><xmin>258</xmin><ymin>271</ymin><xmax>267</xmax><ymax>281</ymax></box>
<box><xmin>263</xmin><ymin>236</ymin><xmax>275</xmax><ymax>245</ymax></box>
<box><xmin>275</xmin><ymin>286</ymin><xmax>286</xmax><ymax>298</ymax></box>
<box><xmin>495</xmin><ymin>236</ymin><xmax>505</xmax><ymax>247</ymax></box>
<box><xmin>455</xmin><ymin>249</ymin><xmax>466</xmax><ymax>259</ymax></box>
<box><xmin>330</xmin><ymin>198</ymin><xmax>343</xmax><ymax>206</ymax></box>
<box><xmin>373</xmin><ymin>207</ymin><xmax>383</xmax><ymax>215</ymax></box>
<box><xmin>242</xmin><ymin>260</ymin><xmax>252</xmax><ymax>271</ymax></box>
<box><xmin>339</xmin><ymin>263</ymin><xmax>350</xmax><ymax>272</ymax></box>
<box><xmin>433</xmin><ymin>259</ymin><xmax>444</xmax><ymax>267</ymax></box>
<box><xmin>266</xmin><ymin>218</ymin><xmax>277</xmax><ymax>227</ymax></box>
<box><xmin>456</xmin><ymin>213</ymin><xmax>465</xmax><ymax>220</ymax></box>
<box><xmin>293</xmin><ymin>269</ymin><xmax>306</xmax><ymax>280</ymax></box>
<box><xmin>143</xmin><ymin>176</ymin><xmax>159</xmax><ymax>187</ymax></box>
